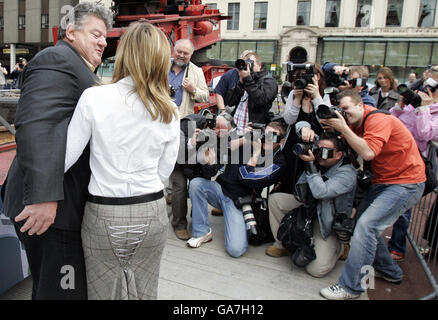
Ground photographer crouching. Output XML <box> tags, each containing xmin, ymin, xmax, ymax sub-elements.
<box><xmin>171</xmin><ymin>111</ymin><xmax>235</xmax><ymax>240</ymax></box>
<box><xmin>270</xmin><ymin>132</ymin><xmax>357</xmax><ymax>278</ymax></box>
<box><xmin>187</xmin><ymin>122</ymin><xmax>287</xmax><ymax>258</ymax></box>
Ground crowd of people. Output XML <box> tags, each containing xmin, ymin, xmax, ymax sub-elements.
<box><xmin>1</xmin><ymin>1</ymin><xmax>437</xmax><ymax>301</ymax></box>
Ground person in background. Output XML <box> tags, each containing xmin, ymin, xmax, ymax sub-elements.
<box><xmin>405</xmin><ymin>72</ymin><xmax>417</xmax><ymax>86</ymax></box>
<box><xmin>166</xmin><ymin>39</ymin><xmax>209</xmax><ymax>210</ymax></box>
<box><xmin>0</xmin><ymin>2</ymin><xmax>113</xmax><ymax>300</ymax></box>
<box><xmin>0</xmin><ymin>63</ymin><xmax>8</xmax><ymax>89</ymax></box>
<box><xmin>369</xmin><ymin>67</ymin><xmax>401</xmax><ymax>111</ymax></box>
<box><xmin>64</xmin><ymin>22</ymin><xmax>180</xmax><ymax>300</ymax></box>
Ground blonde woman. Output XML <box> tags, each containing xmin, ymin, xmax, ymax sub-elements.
<box><xmin>64</xmin><ymin>22</ymin><xmax>180</xmax><ymax>300</ymax></box>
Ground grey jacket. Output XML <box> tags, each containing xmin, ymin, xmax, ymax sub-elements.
<box><xmin>295</xmin><ymin>158</ymin><xmax>357</xmax><ymax>240</ymax></box>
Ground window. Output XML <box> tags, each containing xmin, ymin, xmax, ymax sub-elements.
<box><xmin>253</xmin><ymin>2</ymin><xmax>268</xmax><ymax>30</ymax></box>
<box><xmin>386</xmin><ymin>0</ymin><xmax>404</xmax><ymax>26</ymax></box>
<box><xmin>206</xmin><ymin>3</ymin><xmax>217</xmax><ymax>10</ymax></box>
<box><xmin>325</xmin><ymin>0</ymin><xmax>341</xmax><ymax>27</ymax></box>
<box><xmin>356</xmin><ymin>0</ymin><xmax>372</xmax><ymax>27</ymax></box>
<box><xmin>418</xmin><ymin>0</ymin><xmax>437</xmax><ymax>27</ymax></box>
<box><xmin>41</xmin><ymin>14</ymin><xmax>49</xmax><ymax>29</ymax></box>
<box><xmin>297</xmin><ymin>0</ymin><xmax>311</xmax><ymax>26</ymax></box>
<box><xmin>18</xmin><ymin>15</ymin><xmax>25</xmax><ymax>30</ymax></box>
<box><xmin>227</xmin><ymin>3</ymin><xmax>240</xmax><ymax>30</ymax></box>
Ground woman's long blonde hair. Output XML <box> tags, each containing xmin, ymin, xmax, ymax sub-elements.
<box><xmin>112</xmin><ymin>22</ymin><xmax>177</xmax><ymax>123</ymax></box>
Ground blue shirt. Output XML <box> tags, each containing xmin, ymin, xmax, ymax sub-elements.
<box><xmin>214</xmin><ymin>68</ymin><xmax>240</xmax><ymax>97</ymax></box>
<box><xmin>168</xmin><ymin>65</ymin><xmax>186</xmax><ymax>107</ymax></box>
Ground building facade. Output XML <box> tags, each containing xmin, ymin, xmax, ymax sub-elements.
<box><xmin>206</xmin><ymin>0</ymin><xmax>438</xmax><ymax>82</ymax></box>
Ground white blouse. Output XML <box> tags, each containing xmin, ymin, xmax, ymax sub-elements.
<box><xmin>65</xmin><ymin>76</ymin><xmax>180</xmax><ymax>197</ymax></box>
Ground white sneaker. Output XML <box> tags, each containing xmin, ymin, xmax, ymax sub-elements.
<box><xmin>320</xmin><ymin>284</ymin><xmax>360</xmax><ymax>300</ymax></box>
<box><xmin>186</xmin><ymin>229</ymin><xmax>213</xmax><ymax>248</ymax></box>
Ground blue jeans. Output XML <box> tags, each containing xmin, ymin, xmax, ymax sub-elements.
<box><xmin>189</xmin><ymin>177</ymin><xmax>247</xmax><ymax>258</ymax></box>
<box><xmin>339</xmin><ymin>183</ymin><xmax>424</xmax><ymax>295</ymax></box>
<box><xmin>388</xmin><ymin>209</ymin><xmax>412</xmax><ymax>256</ymax></box>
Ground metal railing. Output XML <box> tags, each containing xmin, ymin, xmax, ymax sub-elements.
<box><xmin>407</xmin><ymin>140</ymin><xmax>438</xmax><ymax>300</ymax></box>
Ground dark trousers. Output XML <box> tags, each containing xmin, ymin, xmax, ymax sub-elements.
<box><xmin>14</xmin><ymin>221</ymin><xmax>87</xmax><ymax>300</ymax></box>
<box><xmin>170</xmin><ymin>165</ymin><xmax>189</xmax><ymax>230</ymax></box>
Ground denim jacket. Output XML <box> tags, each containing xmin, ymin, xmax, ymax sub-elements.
<box><xmin>295</xmin><ymin>158</ymin><xmax>357</xmax><ymax>240</ymax></box>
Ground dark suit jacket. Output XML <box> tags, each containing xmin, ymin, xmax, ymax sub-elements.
<box><xmin>1</xmin><ymin>40</ymin><xmax>97</xmax><ymax>231</ymax></box>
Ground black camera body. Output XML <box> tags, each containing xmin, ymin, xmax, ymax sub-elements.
<box><xmin>235</xmin><ymin>59</ymin><xmax>255</xmax><ymax>73</ymax></box>
<box><xmin>324</xmin><ymin>87</ymin><xmax>341</xmax><ymax>106</ymax></box>
<box><xmin>348</xmin><ymin>77</ymin><xmax>368</xmax><ymax>88</ymax></box>
<box><xmin>292</xmin><ymin>141</ymin><xmax>318</xmax><ymax>157</ymax></box>
<box><xmin>357</xmin><ymin>169</ymin><xmax>373</xmax><ymax>190</ymax></box>
<box><xmin>326</xmin><ymin>70</ymin><xmax>348</xmax><ymax>88</ymax></box>
<box><xmin>398</xmin><ymin>79</ymin><xmax>438</xmax><ymax>108</ymax></box>
<box><xmin>332</xmin><ymin>212</ymin><xmax>356</xmax><ymax>243</ymax></box>
<box><xmin>316</xmin><ymin>104</ymin><xmax>346</xmax><ymax>120</ymax></box>
<box><xmin>197</xmin><ymin>128</ymin><xmax>217</xmax><ymax>148</ymax></box>
<box><xmin>284</xmin><ymin>63</ymin><xmax>315</xmax><ymax>90</ymax></box>
<box><xmin>169</xmin><ymin>84</ymin><xmax>176</xmax><ymax>98</ymax></box>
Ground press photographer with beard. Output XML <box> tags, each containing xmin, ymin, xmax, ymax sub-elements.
<box><xmin>225</xmin><ymin>52</ymin><xmax>278</xmax><ymax>135</ymax></box>
<box><xmin>268</xmin><ymin>132</ymin><xmax>356</xmax><ymax>278</ymax></box>
<box><xmin>186</xmin><ymin>122</ymin><xmax>287</xmax><ymax>258</ymax></box>
<box><xmin>318</xmin><ymin>90</ymin><xmax>425</xmax><ymax>300</ymax></box>
<box><xmin>170</xmin><ymin>112</ymin><xmax>235</xmax><ymax>240</ymax></box>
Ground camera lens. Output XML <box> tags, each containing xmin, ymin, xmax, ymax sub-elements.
<box><xmin>235</xmin><ymin>59</ymin><xmax>247</xmax><ymax>71</ymax></box>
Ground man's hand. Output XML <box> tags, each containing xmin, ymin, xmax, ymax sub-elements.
<box><xmin>204</xmin><ymin>148</ymin><xmax>217</xmax><ymax>165</ymax></box>
<box><xmin>190</xmin><ymin>128</ymin><xmax>201</xmax><ymax>146</ymax></box>
<box><xmin>319</xmin><ymin>110</ymin><xmax>348</xmax><ymax>133</ymax></box>
<box><xmin>301</xmin><ymin>127</ymin><xmax>316</xmax><ymax>143</ymax></box>
<box><xmin>298</xmin><ymin>149</ymin><xmax>316</xmax><ymax>162</ymax></box>
<box><xmin>182</xmin><ymin>78</ymin><xmax>196</xmax><ymax>94</ymax></box>
<box><xmin>15</xmin><ymin>201</ymin><xmax>58</xmax><ymax>236</ymax></box>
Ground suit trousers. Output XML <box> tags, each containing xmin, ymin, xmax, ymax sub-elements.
<box><xmin>170</xmin><ymin>165</ymin><xmax>189</xmax><ymax>230</ymax></box>
<box><xmin>13</xmin><ymin>221</ymin><xmax>87</xmax><ymax>300</ymax></box>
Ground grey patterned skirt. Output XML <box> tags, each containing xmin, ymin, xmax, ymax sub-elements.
<box><xmin>81</xmin><ymin>197</ymin><xmax>169</xmax><ymax>300</ymax></box>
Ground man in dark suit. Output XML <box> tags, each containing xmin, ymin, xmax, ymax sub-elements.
<box><xmin>0</xmin><ymin>2</ymin><xmax>113</xmax><ymax>300</ymax></box>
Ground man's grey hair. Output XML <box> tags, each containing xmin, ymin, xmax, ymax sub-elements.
<box><xmin>58</xmin><ymin>2</ymin><xmax>113</xmax><ymax>40</ymax></box>
<box><xmin>174</xmin><ymin>39</ymin><xmax>195</xmax><ymax>54</ymax></box>
<box><xmin>217</xmin><ymin>113</ymin><xmax>236</xmax><ymax>129</ymax></box>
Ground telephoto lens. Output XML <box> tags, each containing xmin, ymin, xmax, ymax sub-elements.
<box><xmin>235</xmin><ymin>59</ymin><xmax>248</xmax><ymax>71</ymax></box>
<box><xmin>397</xmin><ymin>84</ymin><xmax>422</xmax><ymax>108</ymax></box>
<box><xmin>241</xmin><ymin>203</ymin><xmax>258</xmax><ymax>235</ymax></box>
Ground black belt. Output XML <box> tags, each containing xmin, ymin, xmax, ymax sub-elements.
<box><xmin>88</xmin><ymin>190</ymin><xmax>164</xmax><ymax>205</ymax></box>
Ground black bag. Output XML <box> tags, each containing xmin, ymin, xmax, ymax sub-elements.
<box><xmin>277</xmin><ymin>204</ymin><xmax>316</xmax><ymax>267</ymax></box>
<box><xmin>421</xmin><ymin>147</ymin><xmax>437</xmax><ymax>196</ymax></box>
<box><xmin>248</xmin><ymin>200</ymin><xmax>275</xmax><ymax>246</ymax></box>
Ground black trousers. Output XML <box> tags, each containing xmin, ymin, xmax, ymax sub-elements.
<box><xmin>14</xmin><ymin>221</ymin><xmax>87</xmax><ymax>300</ymax></box>
<box><xmin>170</xmin><ymin>165</ymin><xmax>189</xmax><ymax>230</ymax></box>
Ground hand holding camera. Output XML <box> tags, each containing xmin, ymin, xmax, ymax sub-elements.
<box><xmin>190</xmin><ymin>128</ymin><xmax>201</xmax><ymax>146</ymax></box>
<box><xmin>300</xmin><ymin>127</ymin><xmax>316</xmax><ymax>143</ymax></box>
<box><xmin>298</xmin><ymin>149</ymin><xmax>316</xmax><ymax>163</ymax></box>
<box><xmin>318</xmin><ymin>109</ymin><xmax>348</xmax><ymax>133</ymax></box>
<box><xmin>303</xmin><ymin>75</ymin><xmax>321</xmax><ymax>100</ymax></box>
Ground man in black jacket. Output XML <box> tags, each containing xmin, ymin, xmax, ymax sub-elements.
<box><xmin>0</xmin><ymin>2</ymin><xmax>113</xmax><ymax>300</ymax></box>
<box><xmin>187</xmin><ymin>122</ymin><xmax>287</xmax><ymax>258</ymax></box>
<box><xmin>226</xmin><ymin>52</ymin><xmax>278</xmax><ymax>135</ymax></box>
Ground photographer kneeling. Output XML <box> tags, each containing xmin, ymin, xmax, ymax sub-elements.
<box><xmin>269</xmin><ymin>132</ymin><xmax>357</xmax><ymax>278</ymax></box>
<box><xmin>187</xmin><ymin>122</ymin><xmax>287</xmax><ymax>257</ymax></box>
<box><xmin>171</xmin><ymin>112</ymin><xmax>234</xmax><ymax>240</ymax></box>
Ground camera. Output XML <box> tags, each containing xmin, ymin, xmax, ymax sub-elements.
<box><xmin>357</xmin><ymin>169</ymin><xmax>373</xmax><ymax>190</ymax></box>
<box><xmin>292</xmin><ymin>141</ymin><xmax>317</xmax><ymax>157</ymax></box>
<box><xmin>332</xmin><ymin>212</ymin><xmax>356</xmax><ymax>243</ymax></box>
<box><xmin>347</xmin><ymin>77</ymin><xmax>368</xmax><ymax>88</ymax></box>
<box><xmin>398</xmin><ymin>84</ymin><xmax>422</xmax><ymax>108</ymax></box>
<box><xmin>197</xmin><ymin>128</ymin><xmax>217</xmax><ymax>148</ymax></box>
<box><xmin>204</xmin><ymin>112</ymin><xmax>217</xmax><ymax>129</ymax></box>
<box><xmin>324</xmin><ymin>87</ymin><xmax>340</xmax><ymax>106</ymax></box>
<box><xmin>398</xmin><ymin>78</ymin><xmax>438</xmax><ymax>108</ymax></box>
<box><xmin>18</xmin><ymin>58</ymin><xmax>24</xmax><ymax>69</ymax></box>
<box><xmin>283</xmin><ymin>63</ymin><xmax>315</xmax><ymax>90</ymax></box>
<box><xmin>316</xmin><ymin>104</ymin><xmax>346</xmax><ymax>120</ymax></box>
<box><xmin>235</xmin><ymin>59</ymin><xmax>254</xmax><ymax>73</ymax></box>
<box><xmin>326</xmin><ymin>70</ymin><xmax>348</xmax><ymax>88</ymax></box>
<box><xmin>235</xmin><ymin>196</ymin><xmax>258</xmax><ymax>236</ymax></box>
<box><xmin>169</xmin><ymin>85</ymin><xmax>176</xmax><ymax>98</ymax></box>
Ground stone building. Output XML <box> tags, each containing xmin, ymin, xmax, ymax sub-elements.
<box><xmin>206</xmin><ymin>0</ymin><xmax>438</xmax><ymax>82</ymax></box>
